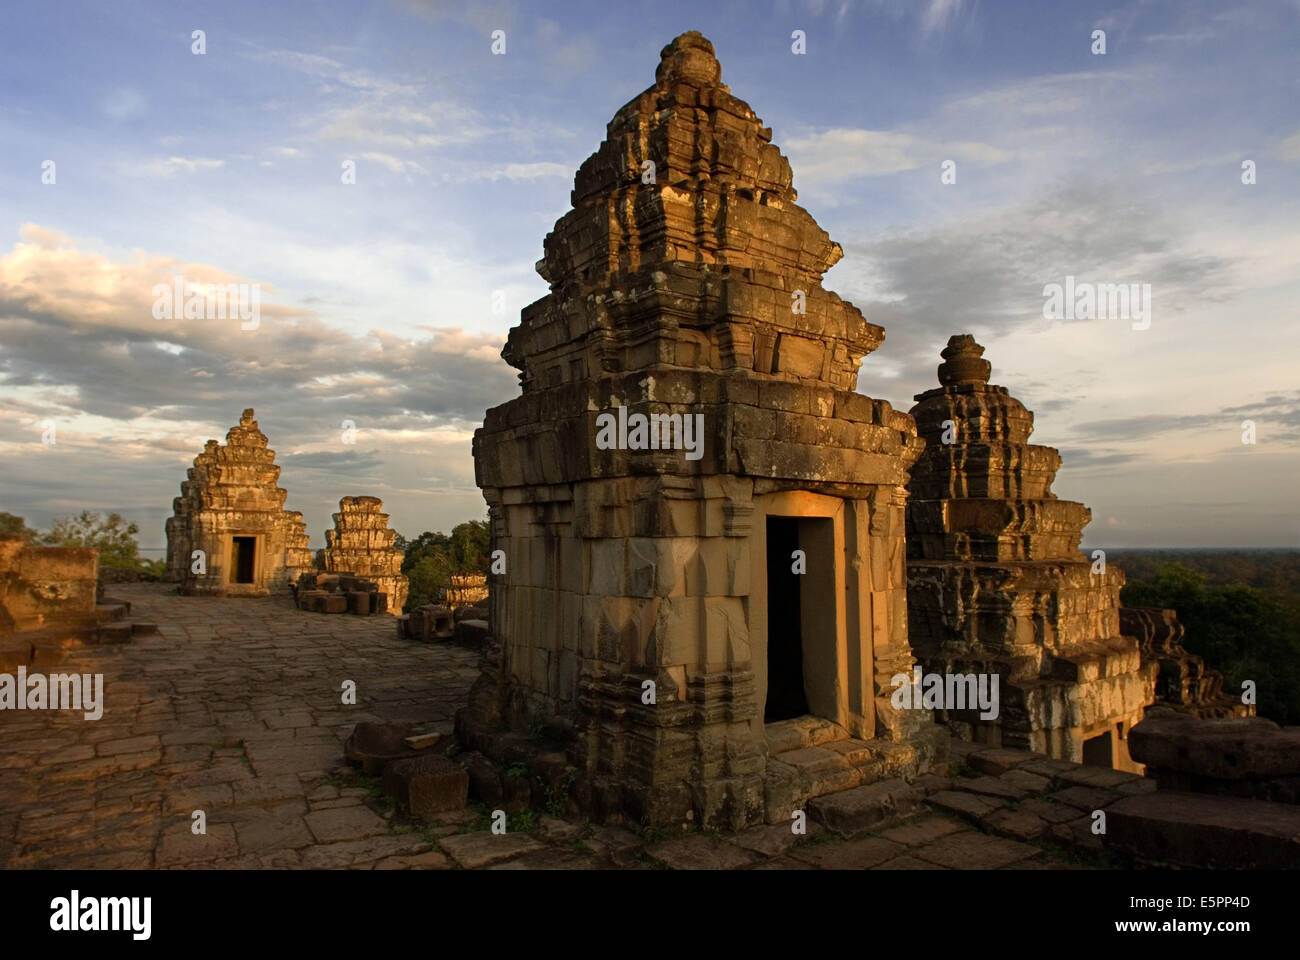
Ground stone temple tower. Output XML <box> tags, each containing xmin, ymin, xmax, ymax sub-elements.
<box><xmin>323</xmin><ymin>496</ymin><xmax>408</xmax><ymax>614</ymax></box>
<box><xmin>463</xmin><ymin>32</ymin><xmax>944</xmax><ymax>829</ymax></box>
<box><xmin>906</xmin><ymin>336</ymin><xmax>1156</xmax><ymax>770</ymax></box>
<box><xmin>165</xmin><ymin>409</ymin><xmax>312</xmax><ymax>597</ymax></box>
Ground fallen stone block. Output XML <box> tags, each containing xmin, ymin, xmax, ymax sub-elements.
<box><xmin>415</xmin><ymin>604</ymin><xmax>453</xmax><ymax>640</ymax></box>
<box><xmin>409</xmin><ymin>761</ymin><xmax>470</xmax><ymax>819</ymax></box>
<box><xmin>402</xmin><ymin>733</ymin><xmax>443</xmax><ymax>752</ymax></box>
<box><xmin>383</xmin><ymin>754</ymin><xmax>468</xmax><ymax>818</ymax></box>
<box><xmin>461</xmin><ymin>751</ymin><xmax>504</xmax><ymax>807</ymax></box>
<box><xmin>454</xmin><ymin>619</ymin><xmax>490</xmax><ymax>648</ymax></box>
<box><xmin>344</xmin><ymin>722</ymin><xmax>421</xmax><ymax>776</ymax></box>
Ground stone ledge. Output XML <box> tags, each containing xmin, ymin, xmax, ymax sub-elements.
<box><xmin>1107</xmin><ymin>791</ymin><xmax>1300</xmax><ymax>869</ymax></box>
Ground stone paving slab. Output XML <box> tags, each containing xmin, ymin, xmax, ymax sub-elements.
<box><xmin>0</xmin><ymin>584</ymin><xmax>1128</xmax><ymax>870</ymax></box>
<box><xmin>787</xmin><ymin>836</ymin><xmax>907</xmax><ymax>869</ymax></box>
<box><xmin>0</xmin><ymin>585</ymin><xmax>478</xmax><ymax>869</ymax></box>
<box><xmin>910</xmin><ymin>832</ymin><xmax>1041</xmax><ymax>870</ymax></box>
<box><xmin>439</xmin><ymin>832</ymin><xmax>545</xmax><ymax>869</ymax></box>
<box><xmin>731</xmin><ymin>821</ymin><xmax>817</xmax><ymax>857</ymax></box>
<box><xmin>879</xmin><ymin>814</ymin><xmax>964</xmax><ymax>846</ymax></box>
<box><xmin>646</xmin><ymin>835</ymin><xmax>761</xmax><ymax>870</ymax></box>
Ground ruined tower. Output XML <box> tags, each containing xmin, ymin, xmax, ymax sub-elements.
<box><xmin>463</xmin><ymin>32</ymin><xmax>942</xmax><ymax>829</ymax></box>
<box><xmin>323</xmin><ymin>496</ymin><xmax>408</xmax><ymax>614</ymax></box>
<box><xmin>165</xmin><ymin>409</ymin><xmax>313</xmax><ymax>596</ymax></box>
<box><xmin>905</xmin><ymin>336</ymin><xmax>1156</xmax><ymax>770</ymax></box>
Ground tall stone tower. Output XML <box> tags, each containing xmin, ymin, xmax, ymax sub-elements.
<box><xmin>165</xmin><ymin>409</ymin><xmax>312</xmax><ymax>596</ymax></box>
<box><xmin>906</xmin><ymin>336</ymin><xmax>1156</xmax><ymax>770</ymax></box>
<box><xmin>463</xmin><ymin>32</ymin><xmax>941</xmax><ymax>829</ymax></box>
<box><xmin>323</xmin><ymin>496</ymin><xmax>408</xmax><ymax>614</ymax></box>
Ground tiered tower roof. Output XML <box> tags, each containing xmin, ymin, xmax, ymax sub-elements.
<box><xmin>504</xmin><ymin>31</ymin><xmax>884</xmax><ymax>395</ymax></box>
<box><xmin>908</xmin><ymin>336</ymin><xmax>1088</xmax><ymax>562</ymax></box>
<box><xmin>323</xmin><ymin>496</ymin><xmax>407</xmax><ymax>612</ymax></box>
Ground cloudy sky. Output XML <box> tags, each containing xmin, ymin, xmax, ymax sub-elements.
<box><xmin>1</xmin><ymin>0</ymin><xmax>1297</xmax><ymax>551</ymax></box>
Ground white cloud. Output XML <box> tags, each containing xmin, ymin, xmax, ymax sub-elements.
<box><xmin>784</xmin><ymin>128</ymin><xmax>1014</xmax><ymax>184</ymax></box>
<box><xmin>246</xmin><ymin>47</ymin><xmax>418</xmax><ymax>99</ymax></box>
<box><xmin>919</xmin><ymin>0</ymin><xmax>966</xmax><ymax>35</ymax></box>
<box><xmin>361</xmin><ymin>151</ymin><xmax>428</xmax><ymax>174</ymax></box>
<box><xmin>462</xmin><ymin>161</ymin><xmax>571</xmax><ymax>182</ymax></box>
<box><xmin>0</xmin><ymin>225</ymin><xmax>516</xmax><ymax>544</ymax></box>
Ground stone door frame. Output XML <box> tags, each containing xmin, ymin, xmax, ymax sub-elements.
<box><xmin>749</xmin><ymin>490</ymin><xmax>869</xmax><ymax>741</ymax></box>
<box><xmin>224</xmin><ymin>531</ymin><xmax>264</xmax><ymax>594</ymax></box>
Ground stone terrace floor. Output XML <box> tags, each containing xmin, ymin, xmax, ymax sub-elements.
<box><xmin>1</xmin><ymin>584</ymin><xmax>1137</xmax><ymax>870</ymax></box>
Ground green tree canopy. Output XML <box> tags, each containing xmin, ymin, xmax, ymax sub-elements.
<box><xmin>0</xmin><ymin>512</ymin><xmax>38</xmax><ymax>539</ymax></box>
<box><xmin>399</xmin><ymin>519</ymin><xmax>490</xmax><ymax>611</ymax></box>
<box><xmin>1122</xmin><ymin>561</ymin><xmax>1300</xmax><ymax>725</ymax></box>
<box><xmin>40</xmin><ymin>510</ymin><xmax>143</xmax><ymax>569</ymax></box>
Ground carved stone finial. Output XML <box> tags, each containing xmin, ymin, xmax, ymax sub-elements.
<box><xmin>655</xmin><ymin>31</ymin><xmax>721</xmax><ymax>86</ymax></box>
<box><xmin>937</xmin><ymin>334</ymin><xmax>991</xmax><ymax>386</ymax></box>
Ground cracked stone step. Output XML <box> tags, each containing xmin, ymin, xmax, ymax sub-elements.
<box><xmin>806</xmin><ymin>780</ymin><xmax>926</xmax><ymax>835</ymax></box>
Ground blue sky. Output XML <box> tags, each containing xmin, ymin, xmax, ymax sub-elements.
<box><xmin>1</xmin><ymin>0</ymin><xmax>1298</xmax><ymax>549</ymax></box>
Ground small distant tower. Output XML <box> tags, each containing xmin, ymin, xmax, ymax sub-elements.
<box><xmin>323</xmin><ymin>496</ymin><xmax>408</xmax><ymax>614</ymax></box>
<box><xmin>906</xmin><ymin>336</ymin><xmax>1157</xmax><ymax>770</ymax></box>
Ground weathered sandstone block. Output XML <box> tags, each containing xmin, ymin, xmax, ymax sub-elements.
<box><xmin>0</xmin><ymin>535</ymin><xmax>98</xmax><ymax>634</ymax></box>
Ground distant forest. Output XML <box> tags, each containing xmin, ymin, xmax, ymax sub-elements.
<box><xmin>1109</xmin><ymin>549</ymin><xmax>1300</xmax><ymax>597</ymax></box>
<box><xmin>1111</xmin><ymin>550</ymin><xmax>1300</xmax><ymax>725</ymax></box>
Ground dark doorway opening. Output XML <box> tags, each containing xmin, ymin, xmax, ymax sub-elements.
<box><xmin>1082</xmin><ymin>730</ymin><xmax>1113</xmax><ymax>768</ymax></box>
<box><xmin>765</xmin><ymin>517</ymin><xmax>808</xmax><ymax>722</ymax></box>
<box><xmin>232</xmin><ymin>537</ymin><xmax>256</xmax><ymax>584</ymax></box>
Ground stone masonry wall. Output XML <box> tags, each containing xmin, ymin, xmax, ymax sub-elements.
<box><xmin>0</xmin><ymin>534</ymin><xmax>98</xmax><ymax>634</ymax></box>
